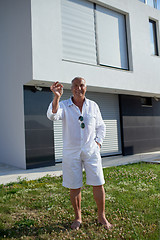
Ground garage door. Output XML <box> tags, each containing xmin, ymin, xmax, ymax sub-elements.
<box><xmin>53</xmin><ymin>90</ymin><xmax>122</xmax><ymax>162</ymax></box>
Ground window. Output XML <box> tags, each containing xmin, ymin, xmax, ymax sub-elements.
<box><xmin>149</xmin><ymin>19</ymin><xmax>158</xmax><ymax>55</ymax></box>
<box><xmin>147</xmin><ymin>0</ymin><xmax>160</xmax><ymax>8</ymax></box>
<box><xmin>61</xmin><ymin>0</ymin><xmax>129</xmax><ymax>70</ymax></box>
<box><xmin>95</xmin><ymin>6</ymin><xmax>128</xmax><ymax>70</ymax></box>
<box><xmin>141</xmin><ymin>97</ymin><xmax>152</xmax><ymax>107</ymax></box>
<box><xmin>157</xmin><ymin>0</ymin><xmax>160</xmax><ymax>9</ymax></box>
<box><xmin>147</xmin><ymin>0</ymin><xmax>154</xmax><ymax>7</ymax></box>
<box><xmin>139</xmin><ymin>0</ymin><xmax>145</xmax><ymax>3</ymax></box>
<box><xmin>138</xmin><ymin>0</ymin><xmax>160</xmax><ymax>9</ymax></box>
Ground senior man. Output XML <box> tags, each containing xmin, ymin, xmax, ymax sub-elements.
<box><xmin>47</xmin><ymin>77</ymin><xmax>112</xmax><ymax>230</ymax></box>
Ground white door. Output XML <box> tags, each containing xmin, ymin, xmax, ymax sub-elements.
<box><xmin>86</xmin><ymin>91</ymin><xmax>122</xmax><ymax>156</ymax></box>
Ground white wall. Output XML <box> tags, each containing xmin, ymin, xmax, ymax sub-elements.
<box><xmin>0</xmin><ymin>0</ymin><xmax>32</xmax><ymax>169</ymax></box>
<box><xmin>31</xmin><ymin>0</ymin><xmax>63</xmax><ymax>81</ymax></box>
<box><xmin>30</xmin><ymin>0</ymin><xmax>160</xmax><ymax>97</ymax></box>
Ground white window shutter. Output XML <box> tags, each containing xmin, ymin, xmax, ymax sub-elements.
<box><xmin>61</xmin><ymin>0</ymin><xmax>97</xmax><ymax>65</ymax></box>
<box><xmin>96</xmin><ymin>6</ymin><xmax>128</xmax><ymax>70</ymax></box>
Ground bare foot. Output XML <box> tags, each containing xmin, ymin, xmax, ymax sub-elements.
<box><xmin>98</xmin><ymin>217</ymin><xmax>113</xmax><ymax>230</ymax></box>
<box><xmin>71</xmin><ymin>220</ymin><xmax>82</xmax><ymax>230</ymax></box>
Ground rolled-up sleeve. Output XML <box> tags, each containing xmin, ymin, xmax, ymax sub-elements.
<box><xmin>95</xmin><ymin>104</ymin><xmax>106</xmax><ymax>146</ymax></box>
<box><xmin>47</xmin><ymin>102</ymin><xmax>64</xmax><ymax>121</ymax></box>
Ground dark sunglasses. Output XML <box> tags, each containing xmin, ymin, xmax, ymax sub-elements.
<box><xmin>79</xmin><ymin>116</ymin><xmax>85</xmax><ymax>129</ymax></box>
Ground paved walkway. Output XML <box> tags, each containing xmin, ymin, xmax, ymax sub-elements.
<box><xmin>0</xmin><ymin>151</ymin><xmax>160</xmax><ymax>185</ymax></box>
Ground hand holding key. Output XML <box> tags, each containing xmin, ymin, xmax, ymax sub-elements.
<box><xmin>50</xmin><ymin>81</ymin><xmax>63</xmax><ymax>98</ymax></box>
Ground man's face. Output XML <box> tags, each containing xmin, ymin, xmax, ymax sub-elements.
<box><xmin>71</xmin><ymin>78</ymin><xmax>87</xmax><ymax>99</ymax></box>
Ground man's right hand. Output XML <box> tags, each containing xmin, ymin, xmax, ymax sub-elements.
<box><xmin>50</xmin><ymin>81</ymin><xmax>63</xmax><ymax>98</ymax></box>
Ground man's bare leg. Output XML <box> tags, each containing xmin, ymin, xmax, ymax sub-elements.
<box><xmin>93</xmin><ymin>185</ymin><xmax>112</xmax><ymax>230</ymax></box>
<box><xmin>70</xmin><ymin>188</ymin><xmax>82</xmax><ymax>230</ymax></box>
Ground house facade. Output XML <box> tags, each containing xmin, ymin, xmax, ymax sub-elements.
<box><xmin>1</xmin><ymin>0</ymin><xmax>160</xmax><ymax>169</ymax></box>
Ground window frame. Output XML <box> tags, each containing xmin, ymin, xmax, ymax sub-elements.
<box><xmin>141</xmin><ymin>97</ymin><xmax>152</xmax><ymax>107</ymax></box>
<box><xmin>95</xmin><ymin>5</ymin><xmax>129</xmax><ymax>70</ymax></box>
<box><xmin>139</xmin><ymin>0</ymin><xmax>160</xmax><ymax>10</ymax></box>
<box><xmin>149</xmin><ymin>19</ymin><xmax>159</xmax><ymax>56</ymax></box>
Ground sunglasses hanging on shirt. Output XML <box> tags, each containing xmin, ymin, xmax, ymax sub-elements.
<box><xmin>79</xmin><ymin>116</ymin><xmax>85</xmax><ymax>129</ymax></box>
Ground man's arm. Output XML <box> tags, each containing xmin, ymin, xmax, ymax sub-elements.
<box><xmin>52</xmin><ymin>95</ymin><xmax>61</xmax><ymax>113</ymax></box>
<box><xmin>47</xmin><ymin>82</ymin><xmax>64</xmax><ymax>121</ymax></box>
<box><xmin>50</xmin><ymin>82</ymin><xmax>63</xmax><ymax>113</ymax></box>
<box><xmin>95</xmin><ymin>104</ymin><xmax>106</xmax><ymax>147</ymax></box>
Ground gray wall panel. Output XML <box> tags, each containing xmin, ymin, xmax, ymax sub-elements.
<box><xmin>120</xmin><ymin>95</ymin><xmax>160</xmax><ymax>155</ymax></box>
<box><xmin>24</xmin><ymin>86</ymin><xmax>55</xmax><ymax>169</ymax></box>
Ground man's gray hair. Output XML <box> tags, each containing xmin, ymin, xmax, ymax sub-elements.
<box><xmin>71</xmin><ymin>77</ymin><xmax>86</xmax><ymax>86</ymax></box>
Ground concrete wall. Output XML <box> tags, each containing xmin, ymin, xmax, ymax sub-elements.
<box><xmin>0</xmin><ymin>0</ymin><xmax>32</xmax><ymax>169</ymax></box>
<box><xmin>30</xmin><ymin>0</ymin><xmax>160</xmax><ymax>97</ymax></box>
<box><xmin>31</xmin><ymin>0</ymin><xmax>62</xmax><ymax>81</ymax></box>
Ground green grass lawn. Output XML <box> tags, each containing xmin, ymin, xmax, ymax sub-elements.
<box><xmin>0</xmin><ymin>162</ymin><xmax>159</xmax><ymax>240</ymax></box>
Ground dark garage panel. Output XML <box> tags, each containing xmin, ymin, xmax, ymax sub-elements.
<box><xmin>24</xmin><ymin>86</ymin><xmax>55</xmax><ymax>169</ymax></box>
<box><xmin>119</xmin><ymin>95</ymin><xmax>160</xmax><ymax>155</ymax></box>
<box><xmin>26</xmin><ymin>147</ymin><xmax>54</xmax><ymax>169</ymax></box>
<box><xmin>25</xmin><ymin>129</ymin><xmax>54</xmax><ymax>149</ymax></box>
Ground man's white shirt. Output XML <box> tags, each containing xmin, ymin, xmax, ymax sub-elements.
<box><xmin>47</xmin><ymin>97</ymin><xmax>106</xmax><ymax>152</ymax></box>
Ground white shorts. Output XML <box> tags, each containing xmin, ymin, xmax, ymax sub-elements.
<box><xmin>62</xmin><ymin>145</ymin><xmax>105</xmax><ymax>189</ymax></box>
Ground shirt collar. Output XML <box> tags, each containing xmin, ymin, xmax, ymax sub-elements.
<box><xmin>68</xmin><ymin>97</ymin><xmax>73</xmax><ymax>106</ymax></box>
<box><xmin>68</xmin><ymin>96</ymin><xmax>89</xmax><ymax>106</ymax></box>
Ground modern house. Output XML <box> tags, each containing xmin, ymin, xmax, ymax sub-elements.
<box><xmin>1</xmin><ymin>0</ymin><xmax>160</xmax><ymax>169</ymax></box>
